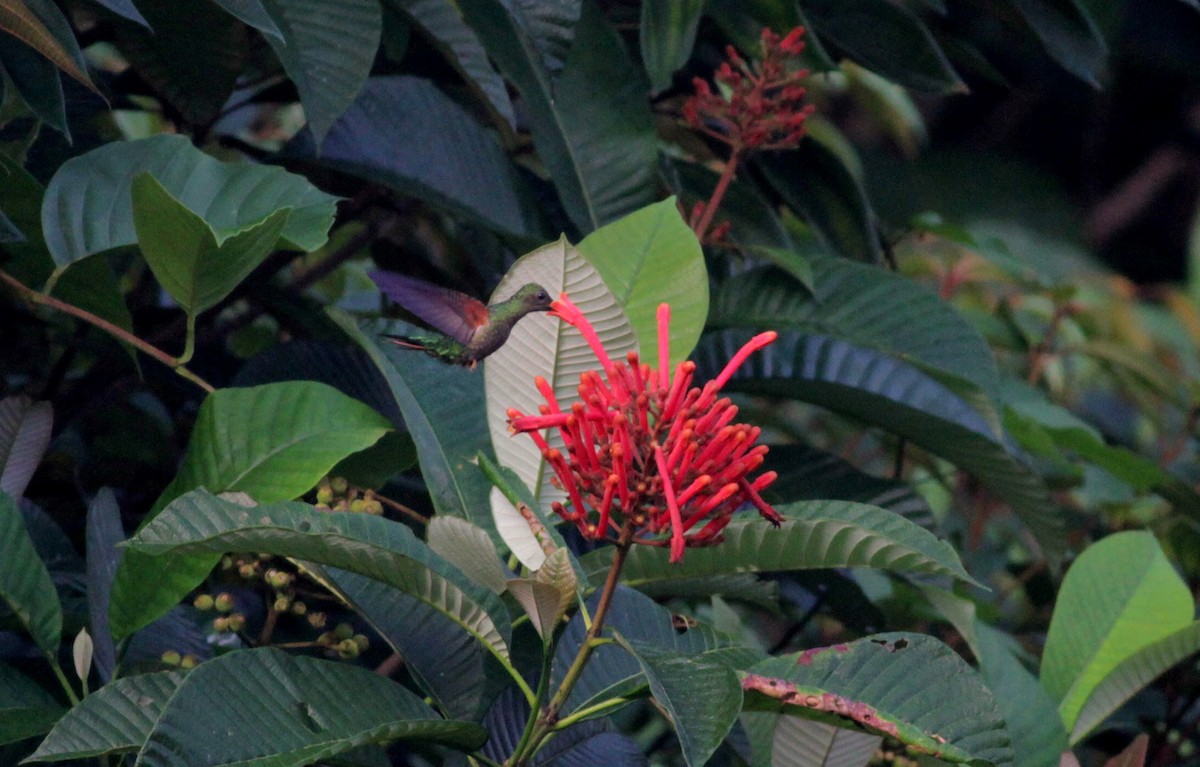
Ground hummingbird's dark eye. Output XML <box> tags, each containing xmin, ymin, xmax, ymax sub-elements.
<box><xmin>538</xmin><ymin>291</ymin><xmax>549</xmax><ymax>301</ymax></box>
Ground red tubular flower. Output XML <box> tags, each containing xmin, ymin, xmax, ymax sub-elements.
<box><xmin>507</xmin><ymin>294</ymin><xmax>782</xmax><ymax>563</ymax></box>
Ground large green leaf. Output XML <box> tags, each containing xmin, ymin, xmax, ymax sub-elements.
<box><xmin>383</xmin><ymin>0</ymin><xmax>515</xmax><ymax>127</ymax></box>
<box><xmin>260</xmin><ymin>0</ymin><xmax>380</xmax><ymax>144</ymax></box>
<box><xmin>0</xmin><ymin>395</ymin><xmax>52</xmax><ymax>501</ymax></box>
<box><xmin>291</xmin><ymin>76</ymin><xmax>542</xmax><ymax>241</ymax></box>
<box><xmin>755</xmin><ymin>138</ymin><xmax>882</xmax><ymax>263</ymax></box>
<box><xmin>42</xmin><ymin>135</ymin><xmax>339</xmax><ymax>270</ymax></box>
<box><xmin>640</xmin><ymin>0</ymin><xmax>704</xmax><ymax>93</ymax></box>
<box><xmin>0</xmin><ymin>662</ymin><xmax>62</xmax><ymax>746</ymax></box>
<box><xmin>131</xmin><ymin>173</ymin><xmax>291</xmax><ymax>317</ymax></box>
<box><xmin>1041</xmin><ymin>531</ymin><xmax>1197</xmax><ymax>737</ymax></box>
<box><xmin>0</xmin><ymin>31</ymin><xmax>69</xmax><ymax>139</ymax></box>
<box><xmin>108</xmin><ymin>381</ymin><xmax>392</xmax><ymax>640</ymax></box>
<box><xmin>28</xmin><ymin>671</ymin><xmax>184</xmax><ymax>760</ymax></box>
<box><xmin>581</xmin><ymin>501</ymin><xmax>977</xmax><ymax>589</ymax></box>
<box><xmin>482</xmin><ymin>238</ymin><xmax>635</xmax><ymax>565</ymax></box>
<box><xmin>798</xmin><ymin>0</ymin><xmax>964</xmax><ymax>92</ymax></box>
<box><xmin>459</xmin><ymin>0</ymin><xmax>656</xmax><ymax>232</ymax></box>
<box><xmin>739</xmin><ymin>713</ymin><xmax>881</xmax><ymax>767</ymax></box>
<box><xmin>709</xmin><ymin>259</ymin><xmax>1001</xmax><ymax>402</ymax></box>
<box><xmin>616</xmin><ymin>637</ymin><xmax>742</xmax><ymax>767</ymax></box>
<box><xmin>692</xmin><ymin>329</ymin><xmax>1065</xmax><ymax>561</ymax></box>
<box><xmin>36</xmin><ymin>650</ymin><xmax>487</xmax><ymax>764</ymax></box>
<box><xmin>577</xmin><ymin>198</ymin><xmax>708</xmax><ymax>366</ymax></box>
<box><xmin>1003</xmin><ymin>0</ymin><xmax>1107</xmax><ymax>87</ymax></box>
<box><xmin>127</xmin><ymin>489</ymin><xmax>513</xmax><ymax>662</ymax></box>
<box><xmin>328</xmin><ymin>310</ymin><xmax>499</xmax><ymax>537</ymax></box>
<box><xmin>744</xmin><ymin>633</ymin><xmax>1012</xmax><ymax>766</ymax></box>
<box><xmin>0</xmin><ymin>491</ymin><xmax>62</xmax><ymax>655</ymax></box>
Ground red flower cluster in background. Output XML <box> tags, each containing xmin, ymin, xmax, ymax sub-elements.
<box><xmin>507</xmin><ymin>295</ymin><xmax>782</xmax><ymax>562</ymax></box>
<box><xmin>682</xmin><ymin>27</ymin><xmax>817</xmax><ymax>152</ymax></box>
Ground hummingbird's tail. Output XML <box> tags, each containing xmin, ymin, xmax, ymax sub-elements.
<box><xmin>379</xmin><ymin>334</ymin><xmax>428</xmax><ymax>351</ymax></box>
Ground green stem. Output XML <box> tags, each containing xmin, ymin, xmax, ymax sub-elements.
<box><xmin>47</xmin><ymin>655</ymin><xmax>80</xmax><ymax>706</ymax></box>
<box><xmin>552</xmin><ymin>696</ymin><xmax>633</xmax><ymax>730</ymax></box>
<box><xmin>508</xmin><ymin>522</ymin><xmax>635</xmax><ymax>766</ymax></box>
<box><xmin>0</xmin><ymin>268</ymin><xmax>215</xmax><ymax>394</ymax></box>
<box><xmin>178</xmin><ymin>312</ymin><xmax>197</xmax><ymax>365</ymax></box>
<box><xmin>508</xmin><ymin>637</ymin><xmax>556</xmax><ymax>762</ymax></box>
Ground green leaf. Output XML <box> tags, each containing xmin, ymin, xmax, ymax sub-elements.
<box><xmin>27</xmin><ymin>671</ymin><xmax>183</xmax><ymax>761</ymax></box>
<box><xmin>85</xmin><ymin>489</ymin><xmax>122</xmax><ymax>681</ymax></box>
<box><xmin>42</xmin><ymin>135</ymin><xmax>340</xmax><ymax>270</ymax></box>
<box><xmin>798</xmin><ymin>0</ymin><xmax>964</xmax><ymax>92</ymax></box>
<box><xmin>755</xmin><ymin>138</ymin><xmax>882</xmax><ymax>263</ymax></box>
<box><xmin>662</xmin><ymin>158</ymin><xmax>797</xmax><ymax>251</ymax></box>
<box><xmin>693</xmin><ymin>329</ymin><xmax>1066</xmax><ymax>562</ymax></box>
<box><xmin>640</xmin><ymin>0</ymin><xmax>704</xmax><ymax>93</ymax></box>
<box><xmin>260</xmin><ymin>0</ymin><xmax>380</xmax><ymax>143</ymax></box>
<box><xmin>744</xmin><ymin>633</ymin><xmax>1012</xmax><ymax>766</ymax></box>
<box><xmin>582</xmin><ymin>501</ymin><xmax>978</xmax><ymax>588</ymax></box>
<box><xmin>293</xmin><ymin>76</ymin><xmax>543</xmax><ymax>241</ymax></box>
<box><xmin>132</xmin><ymin>172</ymin><xmax>291</xmax><ymax>317</ymax></box>
<box><xmin>0</xmin><ymin>0</ymin><xmax>95</xmax><ymax>92</ymax></box>
<box><xmin>739</xmin><ymin>714</ymin><xmax>880</xmax><ymax>767</ymax></box>
<box><xmin>482</xmin><ymin>237</ymin><xmax>635</xmax><ymax>558</ymax></box>
<box><xmin>328</xmin><ymin>310</ymin><xmax>499</xmax><ymax>537</ymax></box>
<box><xmin>0</xmin><ymin>491</ymin><xmax>62</xmax><ymax>655</ymax></box>
<box><xmin>1041</xmin><ymin>531</ymin><xmax>1196</xmax><ymax>737</ymax></box>
<box><xmin>427</xmin><ymin>516</ymin><xmax>509</xmax><ymax>595</ymax></box>
<box><xmin>0</xmin><ymin>32</ymin><xmax>69</xmax><ymax>139</ymax></box>
<box><xmin>975</xmin><ymin>623</ymin><xmax>1067</xmax><ymax>767</ymax></box>
<box><xmin>127</xmin><ymin>489</ymin><xmax>513</xmax><ymax>662</ymax></box>
<box><xmin>1003</xmin><ymin>0</ymin><xmax>1107</xmax><ymax>87</ymax></box>
<box><xmin>0</xmin><ymin>662</ymin><xmax>62</xmax><ymax>746</ymax></box>
<box><xmin>577</xmin><ymin>198</ymin><xmax>709</xmax><ymax>365</ymax></box>
<box><xmin>0</xmin><ymin>395</ymin><xmax>52</xmax><ymax>501</ymax></box>
<box><xmin>710</xmin><ymin>259</ymin><xmax>1002</xmax><ymax>402</ymax></box>
<box><xmin>210</xmin><ymin>0</ymin><xmax>282</xmax><ymax>39</ymax></box>
<box><xmin>616</xmin><ymin>636</ymin><xmax>742</xmax><ymax>767</ymax></box>
<box><xmin>460</xmin><ymin>0</ymin><xmax>656</xmax><ymax>232</ymax></box>
<box><xmin>110</xmin><ymin>0</ymin><xmax>247</xmax><ymax>126</ymax></box>
<box><xmin>109</xmin><ymin>381</ymin><xmax>392</xmax><ymax>640</ymax></box>
<box><xmin>383</xmin><ymin>0</ymin><xmax>515</xmax><ymax>127</ymax></box>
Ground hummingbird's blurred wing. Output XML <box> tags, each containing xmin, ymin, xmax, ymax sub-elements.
<box><xmin>369</xmin><ymin>270</ymin><xmax>488</xmax><ymax>345</ymax></box>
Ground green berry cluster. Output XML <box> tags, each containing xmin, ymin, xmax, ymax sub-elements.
<box><xmin>316</xmin><ymin>623</ymin><xmax>370</xmax><ymax>660</ymax></box>
<box><xmin>313</xmin><ymin>476</ymin><xmax>384</xmax><ymax>515</ymax></box>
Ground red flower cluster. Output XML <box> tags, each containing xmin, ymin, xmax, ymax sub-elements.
<box><xmin>682</xmin><ymin>27</ymin><xmax>817</xmax><ymax>152</ymax></box>
<box><xmin>507</xmin><ymin>295</ymin><xmax>782</xmax><ymax>563</ymax></box>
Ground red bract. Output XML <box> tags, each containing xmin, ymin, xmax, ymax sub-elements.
<box><xmin>507</xmin><ymin>295</ymin><xmax>782</xmax><ymax>563</ymax></box>
<box><xmin>682</xmin><ymin>26</ymin><xmax>817</xmax><ymax>152</ymax></box>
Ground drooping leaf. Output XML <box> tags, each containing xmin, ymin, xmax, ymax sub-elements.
<box><xmin>303</xmin><ymin>566</ymin><xmax>494</xmax><ymax>721</ymax></box>
<box><xmin>259</xmin><ymin>0</ymin><xmax>381</xmax><ymax>143</ymax></box>
<box><xmin>0</xmin><ymin>395</ymin><xmax>52</xmax><ymax>501</ymax></box>
<box><xmin>111</xmin><ymin>0</ymin><xmax>248</xmax><ymax>126</ymax></box>
<box><xmin>1041</xmin><ymin>531</ymin><xmax>1199</xmax><ymax>740</ymax></box>
<box><xmin>427</xmin><ymin>516</ymin><xmax>509</xmax><ymax>595</ymax></box>
<box><xmin>383</xmin><ymin>0</ymin><xmax>515</xmax><ymax>127</ymax></box>
<box><xmin>616</xmin><ymin>636</ymin><xmax>742</xmax><ymax>767</ymax></box>
<box><xmin>289</xmin><ymin>75</ymin><xmax>542</xmax><ymax>240</ymax></box>
<box><xmin>640</xmin><ymin>0</ymin><xmax>704</xmax><ymax>93</ymax></box>
<box><xmin>709</xmin><ymin>259</ymin><xmax>1002</xmax><ymax>402</ymax></box>
<box><xmin>42</xmin><ymin>135</ymin><xmax>339</xmax><ymax>270</ymax></box>
<box><xmin>755</xmin><ymin>138</ymin><xmax>882</xmax><ymax>263</ymax></box>
<box><xmin>459</xmin><ymin>0</ymin><xmax>656</xmax><ymax>232</ymax></box>
<box><xmin>329</xmin><ymin>310</ymin><xmax>499</xmax><ymax>537</ymax></box>
<box><xmin>91</xmin><ymin>0</ymin><xmax>150</xmax><ymax>27</ymax></box>
<box><xmin>109</xmin><ymin>381</ymin><xmax>392</xmax><ymax>640</ymax></box>
<box><xmin>692</xmin><ymin>329</ymin><xmax>1065</xmax><ymax>562</ymax></box>
<box><xmin>1002</xmin><ymin>0</ymin><xmax>1107</xmax><ymax>87</ymax></box>
<box><xmin>0</xmin><ymin>491</ymin><xmax>62</xmax><ymax>655</ymax></box>
<box><xmin>482</xmin><ymin>237</ymin><xmax>635</xmax><ymax>554</ymax></box>
<box><xmin>85</xmin><ymin>489</ymin><xmax>122</xmax><ymax>682</ymax></box>
<box><xmin>131</xmin><ymin>172</ymin><xmax>291</xmax><ymax>317</ymax></box>
<box><xmin>0</xmin><ymin>32</ymin><xmax>69</xmax><ymax>139</ymax></box>
<box><xmin>210</xmin><ymin>0</ymin><xmax>282</xmax><ymax>38</ymax></box>
<box><xmin>576</xmin><ymin>198</ymin><xmax>708</xmax><ymax>365</ymax></box>
<box><xmin>743</xmin><ymin>633</ymin><xmax>1012</xmax><ymax>766</ymax></box>
<box><xmin>126</xmin><ymin>489</ymin><xmax>514</xmax><ymax>662</ymax></box>
<box><xmin>582</xmin><ymin>501</ymin><xmax>978</xmax><ymax>589</ymax></box>
<box><xmin>507</xmin><ymin>578</ymin><xmax>566</xmax><ymax>640</ymax></box>
<box><xmin>0</xmin><ymin>662</ymin><xmax>61</xmax><ymax>746</ymax></box>
<box><xmin>0</xmin><ymin>0</ymin><xmax>95</xmax><ymax>91</ymax></box>
<box><xmin>798</xmin><ymin>0</ymin><xmax>964</xmax><ymax>92</ymax></box>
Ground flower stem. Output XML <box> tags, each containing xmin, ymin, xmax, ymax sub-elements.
<box><xmin>692</xmin><ymin>149</ymin><xmax>741</xmax><ymax>243</ymax></box>
<box><xmin>508</xmin><ymin>521</ymin><xmax>635</xmax><ymax>766</ymax></box>
<box><xmin>0</xmin><ymin>268</ymin><xmax>215</xmax><ymax>394</ymax></box>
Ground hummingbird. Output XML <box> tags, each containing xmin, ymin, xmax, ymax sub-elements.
<box><xmin>369</xmin><ymin>270</ymin><xmax>554</xmax><ymax>369</ymax></box>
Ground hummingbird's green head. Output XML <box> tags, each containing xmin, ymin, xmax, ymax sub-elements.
<box><xmin>509</xmin><ymin>283</ymin><xmax>554</xmax><ymax>314</ymax></box>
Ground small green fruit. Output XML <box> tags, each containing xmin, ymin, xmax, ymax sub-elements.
<box><xmin>213</xmin><ymin>616</ymin><xmax>230</xmax><ymax>632</ymax></box>
<box><xmin>290</xmin><ymin>601</ymin><xmax>307</xmax><ymax>616</ymax></box>
<box><xmin>161</xmin><ymin>650</ymin><xmax>182</xmax><ymax>666</ymax></box>
<box><xmin>214</xmin><ymin>593</ymin><xmax>235</xmax><ymax>612</ymax></box>
<box><xmin>330</xmin><ymin>477</ymin><xmax>349</xmax><ymax>494</ymax></box>
<box><xmin>337</xmin><ymin>639</ymin><xmax>359</xmax><ymax>660</ymax></box>
<box><xmin>227</xmin><ymin>613</ymin><xmax>246</xmax><ymax>632</ymax></box>
<box><xmin>180</xmin><ymin>654</ymin><xmax>199</xmax><ymax>669</ymax></box>
<box><xmin>307</xmin><ymin>612</ymin><xmax>327</xmax><ymax>629</ymax></box>
<box><xmin>333</xmin><ymin>622</ymin><xmax>354</xmax><ymax>641</ymax></box>
<box><xmin>193</xmin><ymin>594</ymin><xmax>215</xmax><ymax>611</ymax></box>
<box><xmin>352</xmin><ymin>634</ymin><xmax>369</xmax><ymax>652</ymax></box>
<box><xmin>274</xmin><ymin>596</ymin><xmax>291</xmax><ymax>613</ymax></box>
<box><xmin>316</xmin><ymin>486</ymin><xmax>334</xmax><ymax>505</ymax></box>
